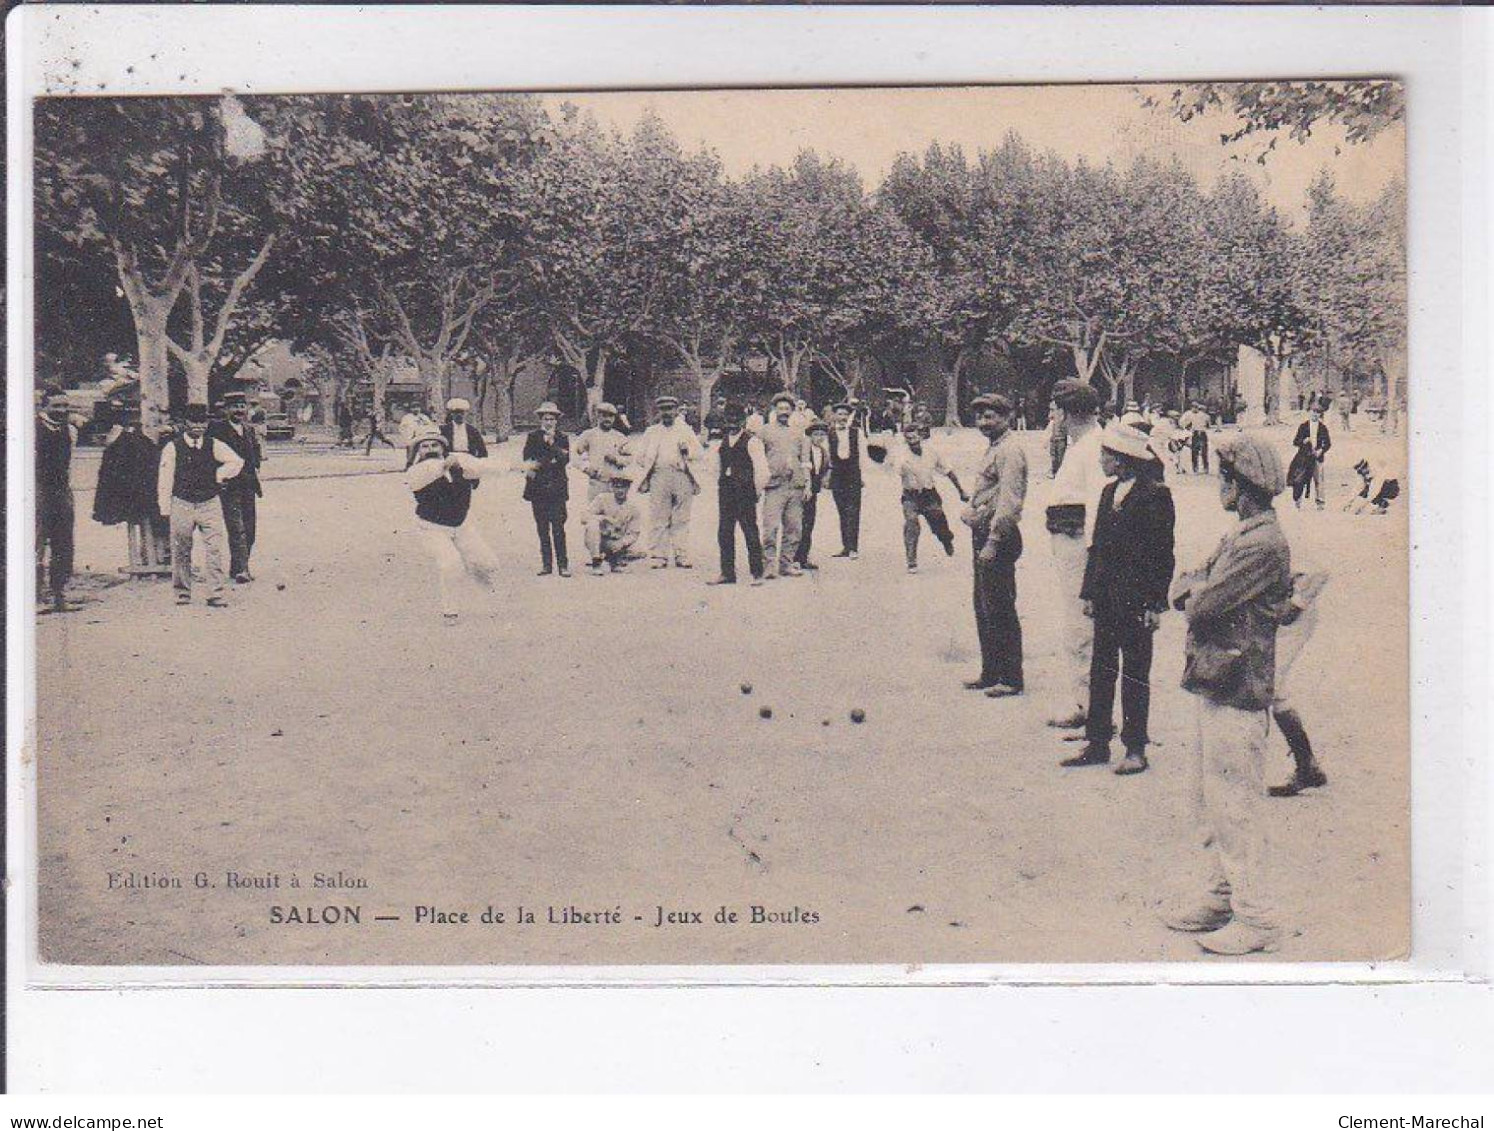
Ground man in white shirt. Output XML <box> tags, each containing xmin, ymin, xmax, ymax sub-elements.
<box><xmin>635</xmin><ymin>394</ymin><xmax>704</xmax><ymax>569</ymax></box>
<box><xmin>157</xmin><ymin>402</ymin><xmax>244</xmax><ymax>607</ymax></box>
<box><xmin>572</xmin><ymin>402</ymin><xmax>633</xmax><ymax>501</ymax></box>
<box><xmin>1045</xmin><ymin>380</ymin><xmax>1109</xmax><ymax>729</ymax></box>
<box><xmin>758</xmin><ymin>392</ymin><xmax>813</xmax><ymax>579</ymax></box>
<box><xmin>893</xmin><ymin>421</ymin><xmax>967</xmax><ymax>573</ymax></box>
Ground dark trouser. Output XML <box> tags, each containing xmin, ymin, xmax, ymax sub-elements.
<box><xmin>901</xmin><ymin>488</ymin><xmax>955</xmax><ymax>566</ymax></box>
<box><xmin>37</xmin><ymin>490</ymin><xmax>75</xmax><ymax>601</ymax></box>
<box><xmin>364</xmin><ymin>427</ymin><xmax>394</xmax><ymax>454</ymax></box>
<box><xmin>1190</xmin><ymin>431</ymin><xmax>1209</xmax><ymax>473</ymax></box>
<box><xmin>832</xmin><ymin>481</ymin><xmax>862</xmax><ymax>553</ymax></box>
<box><xmin>717</xmin><ymin>487</ymin><xmax>764</xmax><ymax>581</ymax></box>
<box><xmin>972</xmin><ymin>533</ymin><xmax>1023</xmax><ymax>689</ymax></box>
<box><xmin>531</xmin><ymin>497</ymin><xmax>568</xmax><ymax>570</ymax></box>
<box><xmin>1085</xmin><ymin>599</ymin><xmax>1155</xmax><ymax>749</ymax></box>
<box><xmin>796</xmin><ymin>492</ymin><xmax>819</xmax><ymax>565</ymax></box>
<box><xmin>220</xmin><ymin>485</ymin><xmax>257</xmax><ymax>578</ymax></box>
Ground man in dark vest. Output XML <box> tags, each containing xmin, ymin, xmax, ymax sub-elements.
<box><xmin>208</xmin><ymin>392</ymin><xmax>264</xmax><ymax>583</ymax></box>
<box><xmin>707</xmin><ymin>402</ymin><xmax>768</xmax><ymax>586</ymax></box>
<box><xmin>36</xmin><ymin>387</ymin><xmax>78</xmax><ymax>613</ymax></box>
<box><xmin>406</xmin><ymin>422</ymin><xmax>500</xmax><ymax>622</ymax></box>
<box><xmin>796</xmin><ymin>416</ymin><xmax>831</xmax><ymax>570</ymax></box>
<box><xmin>157</xmin><ymin>402</ymin><xmax>242</xmax><ymax>607</ymax></box>
<box><xmin>827</xmin><ymin>401</ymin><xmax>865</xmax><ymax>559</ymax></box>
<box><xmin>440</xmin><ymin>397</ymin><xmax>489</xmax><ymax>465</ymax></box>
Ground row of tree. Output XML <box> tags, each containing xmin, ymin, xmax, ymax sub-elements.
<box><xmin>35</xmin><ymin>88</ymin><xmax>1406</xmax><ymax>431</ymax></box>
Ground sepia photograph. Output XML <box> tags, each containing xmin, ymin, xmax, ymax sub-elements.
<box><xmin>27</xmin><ymin>78</ymin><xmax>1410</xmax><ymax>968</ymax></box>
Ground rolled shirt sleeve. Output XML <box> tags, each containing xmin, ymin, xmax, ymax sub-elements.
<box><xmin>212</xmin><ymin>440</ymin><xmax>245</xmax><ymax>483</ymax></box>
<box><xmin>406</xmin><ymin>459</ymin><xmax>448</xmax><ymax>493</ymax></box>
<box><xmin>157</xmin><ymin>445</ymin><xmax>174</xmax><ymax>517</ymax></box>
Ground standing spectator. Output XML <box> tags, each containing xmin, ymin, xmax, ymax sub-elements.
<box><xmin>706</xmin><ymin>403</ymin><xmax>769</xmax><ymax>587</ymax></box>
<box><xmin>826</xmin><ymin>401</ymin><xmax>866</xmax><ymax>559</ymax></box>
<box><xmin>36</xmin><ymin>388</ymin><xmax>78</xmax><ymax>613</ymax></box>
<box><xmin>94</xmin><ymin>414</ymin><xmax>170</xmax><ymax>575</ymax></box>
<box><xmin>1061</xmin><ymin>421</ymin><xmax>1175</xmax><ymax>775</ymax></box>
<box><xmin>635</xmin><ymin>394</ymin><xmax>704</xmax><ymax>570</ymax></box>
<box><xmin>520</xmin><ymin>401</ymin><xmax>571</xmax><ymax>577</ymax></box>
<box><xmin>336</xmin><ymin>397</ymin><xmax>355</xmax><ymax>447</ymax></box>
<box><xmin>960</xmin><ymin>393</ymin><xmax>1028</xmax><ymax>698</ymax></box>
<box><xmin>441</xmin><ymin>397</ymin><xmax>488</xmax><ymax>462</ymax></box>
<box><xmin>796</xmin><ymin>416</ymin><xmax>832</xmax><ymax>571</ymax></box>
<box><xmin>363</xmin><ymin>406</ymin><xmax>396</xmax><ymax>455</ymax></box>
<box><xmin>703</xmin><ymin>394</ymin><xmax>729</xmax><ymax>443</ymax></box>
<box><xmin>893</xmin><ymin>420</ymin><xmax>966</xmax><ymax>573</ymax></box>
<box><xmin>158</xmin><ymin>403</ymin><xmax>242</xmax><ymax>608</ymax></box>
<box><xmin>1290</xmin><ymin>404</ymin><xmax>1332</xmax><ymax>510</ymax></box>
<box><xmin>572</xmin><ymin>403</ymin><xmax>632</xmax><ymax>502</ymax></box>
<box><xmin>758</xmin><ymin>392</ymin><xmax>811</xmax><ymax>580</ymax></box>
<box><xmin>1165</xmin><ymin>432</ymin><xmax>1292</xmax><ymax>955</ymax></box>
<box><xmin>1182</xmin><ymin>401</ymin><xmax>1211</xmax><ymax>474</ymax></box>
<box><xmin>1045</xmin><ymin>398</ymin><xmax>1068</xmax><ymax>476</ymax></box>
<box><xmin>1044</xmin><ymin>380</ymin><xmax>1107</xmax><ymax>731</ymax></box>
<box><xmin>208</xmin><ymin>392</ymin><xmax>265</xmax><ymax>584</ymax></box>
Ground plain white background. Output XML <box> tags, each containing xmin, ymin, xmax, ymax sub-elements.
<box><xmin>5</xmin><ymin>4</ymin><xmax>1490</xmax><ymax>1091</ymax></box>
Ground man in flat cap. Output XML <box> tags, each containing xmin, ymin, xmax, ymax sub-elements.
<box><xmin>584</xmin><ymin>470</ymin><xmax>647</xmax><ymax>575</ymax></box>
<box><xmin>827</xmin><ymin>401</ymin><xmax>867</xmax><ymax>559</ymax></box>
<box><xmin>636</xmin><ymin>394</ymin><xmax>703</xmax><ymax>569</ymax></box>
<box><xmin>796</xmin><ymin>415</ymin><xmax>832</xmax><ymax>571</ymax></box>
<box><xmin>1165</xmin><ymin>431</ymin><xmax>1293</xmax><ymax>955</ymax></box>
<box><xmin>441</xmin><ymin>397</ymin><xmax>488</xmax><ymax>467</ymax></box>
<box><xmin>520</xmin><ymin>401</ymin><xmax>571</xmax><ymax>577</ymax></box>
<box><xmin>707</xmin><ymin>403</ymin><xmax>769</xmax><ymax>586</ymax></box>
<box><xmin>208</xmin><ymin>391</ymin><xmax>264</xmax><ymax>583</ymax></box>
<box><xmin>758</xmin><ymin>391</ymin><xmax>813</xmax><ymax>579</ymax></box>
<box><xmin>1044</xmin><ymin>379</ymin><xmax>1108</xmax><ymax>730</ymax></box>
<box><xmin>573</xmin><ymin>402</ymin><xmax>634</xmax><ymax>503</ymax></box>
<box><xmin>158</xmin><ymin>402</ymin><xmax>243</xmax><ymax>608</ymax></box>
<box><xmin>961</xmin><ymin>393</ymin><xmax>1027</xmax><ymax>697</ymax></box>
<box><xmin>893</xmin><ymin>419</ymin><xmax>966</xmax><ymax>573</ymax></box>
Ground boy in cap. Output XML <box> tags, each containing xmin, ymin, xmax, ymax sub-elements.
<box><xmin>584</xmin><ymin>471</ymin><xmax>646</xmax><ymax>574</ymax></box>
<box><xmin>520</xmin><ymin>402</ymin><xmax>571</xmax><ymax>576</ymax></box>
<box><xmin>827</xmin><ymin>401</ymin><xmax>866</xmax><ymax>558</ymax></box>
<box><xmin>1045</xmin><ymin>379</ymin><xmax>1108</xmax><ymax>730</ymax></box>
<box><xmin>1061</xmin><ymin>421</ymin><xmax>1175</xmax><ymax>775</ymax></box>
<box><xmin>407</xmin><ymin>423</ymin><xmax>500</xmax><ymax>621</ymax></box>
<box><xmin>157</xmin><ymin>402</ymin><xmax>244</xmax><ymax>607</ymax></box>
<box><xmin>1165</xmin><ymin>431</ymin><xmax>1293</xmax><ymax>954</ymax></box>
<box><xmin>636</xmin><ymin>394</ymin><xmax>703</xmax><ymax>569</ymax></box>
<box><xmin>572</xmin><ymin>402</ymin><xmax>633</xmax><ymax>502</ymax></box>
<box><xmin>758</xmin><ymin>392</ymin><xmax>812</xmax><ymax>578</ymax></box>
<box><xmin>893</xmin><ymin>419</ymin><xmax>966</xmax><ymax>573</ymax></box>
<box><xmin>961</xmin><ymin>393</ymin><xmax>1027</xmax><ymax>696</ymax></box>
<box><xmin>707</xmin><ymin>403</ymin><xmax>769</xmax><ymax>586</ymax></box>
<box><xmin>208</xmin><ymin>391</ymin><xmax>264</xmax><ymax>583</ymax></box>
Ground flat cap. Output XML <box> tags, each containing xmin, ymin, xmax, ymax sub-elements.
<box><xmin>1216</xmin><ymin>431</ymin><xmax>1286</xmax><ymax>497</ymax></box>
<box><xmin>971</xmin><ymin>393</ymin><xmax>1013</xmax><ymax>415</ymax></box>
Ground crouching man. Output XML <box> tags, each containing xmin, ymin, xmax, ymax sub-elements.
<box><xmin>1165</xmin><ymin>432</ymin><xmax>1293</xmax><ymax>955</ymax></box>
<box><xmin>407</xmin><ymin>422</ymin><xmax>499</xmax><ymax>623</ymax></box>
<box><xmin>585</xmin><ymin>471</ymin><xmax>646</xmax><ymax>575</ymax></box>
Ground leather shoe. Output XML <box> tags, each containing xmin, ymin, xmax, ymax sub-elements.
<box><xmin>1197</xmin><ymin>920</ymin><xmax>1280</xmax><ymax>955</ymax></box>
<box><xmin>984</xmin><ymin>683</ymin><xmax>1022</xmax><ymax>698</ymax></box>
<box><xmin>962</xmin><ymin>678</ymin><xmax>994</xmax><ymax>691</ymax></box>
<box><xmin>1060</xmin><ymin>743</ymin><xmax>1110</xmax><ymax>767</ymax></box>
<box><xmin>1268</xmin><ymin>767</ymin><xmax>1328</xmax><ymax>797</ymax></box>
<box><xmin>1114</xmin><ymin>750</ymin><xmax>1149</xmax><ymax>775</ymax></box>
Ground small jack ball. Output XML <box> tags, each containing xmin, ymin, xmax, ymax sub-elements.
<box><xmin>740</xmin><ymin>682</ymin><xmax>753</xmax><ymax>695</ymax></box>
<box><xmin>821</xmin><ymin>719</ymin><xmax>831</xmax><ymax>727</ymax></box>
<box><xmin>759</xmin><ymin>706</ymin><xmax>773</xmax><ymax>719</ymax></box>
<box><xmin>850</xmin><ymin>708</ymin><xmax>866</xmax><ymax>724</ymax></box>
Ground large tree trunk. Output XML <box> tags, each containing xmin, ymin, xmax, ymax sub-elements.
<box><xmin>416</xmin><ymin>355</ymin><xmax>447</xmax><ymax>412</ymax></box>
<box><xmin>1262</xmin><ymin>354</ymin><xmax>1281</xmax><ymax>424</ymax></box>
<box><xmin>135</xmin><ymin>300</ymin><xmax>172</xmax><ymax>432</ymax></box>
<box><xmin>944</xmin><ymin>348</ymin><xmax>966</xmax><ymax>426</ymax></box>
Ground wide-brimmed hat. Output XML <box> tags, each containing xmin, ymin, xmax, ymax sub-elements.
<box><xmin>1216</xmin><ymin>432</ymin><xmax>1286</xmax><ymax>497</ymax></box>
<box><xmin>535</xmin><ymin>401</ymin><xmax>561</xmax><ymax>417</ymax></box>
<box><xmin>1100</xmin><ymin>420</ymin><xmax>1155</xmax><ymax>462</ymax></box>
<box><xmin>408</xmin><ymin>422</ymin><xmax>448</xmax><ymax>450</ymax></box>
<box><xmin>446</xmin><ymin>397</ymin><xmax>471</xmax><ymax>412</ymax></box>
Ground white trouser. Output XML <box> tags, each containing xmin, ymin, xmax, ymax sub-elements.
<box><xmin>1050</xmin><ymin>530</ymin><xmax>1092</xmax><ymax>713</ymax></box>
<box><xmin>647</xmin><ymin>467</ymin><xmax>695</xmax><ymax>564</ymax></box>
<box><xmin>1189</xmin><ymin>696</ymin><xmax>1276</xmax><ymax>930</ymax></box>
<box><xmin>419</xmin><ymin>519</ymin><xmax>498</xmax><ymax>615</ymax></box>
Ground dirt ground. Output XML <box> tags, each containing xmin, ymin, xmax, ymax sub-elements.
<box><xmin>33</xmin><ymin>422</ymin><xmax>1409</xmax><ymax>966</ymax></box>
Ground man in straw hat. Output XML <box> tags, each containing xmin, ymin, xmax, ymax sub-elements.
<box><xmin>584</xmin><ymin>470</ymin><xmax>647</xmax><ymax>575</ymax></box>
<box><xmin>573</xmin><ymin>402</ymin><xmax>633</xmax><ymax>502</ymax></box>
<box><xmin>960</xmin><ymin>393</ymin><xmax>1028</xmax><ymax>697</ymax></box>
<box><xmin>441</xmin><ymin>397</ymin><xmax>488</xmax><ymax>463</ymax></box>
<box><xmin>1164</xmin><ymin>431</ymin><xmax>1293</xmax><ymax>954</ymax></box>
<box><xmin>406</xmin><ymin>421</ymin><xmax>500</xmax><ymax>622</ymax></box>
<box><xmin>1061</xmin><ymin>420</ymin><xmax>1175</xmax><ymax>776</ymax></box>
<box><xmin>635</xmin><ymin>394</ymin><xmax>703</xmax><ymax>569</ymax></box>
<box><xmin>157</xmin><ymin>402</ymin><xmax>243</xmax><ymax>608</ymax></box>
<box><xmin>1044</xmin><ymin>379</ymin><xmax>1108</xmax><ymax>731</ymax></box>
<box><xmin>520</xmin><ymin>402</ymin><xmax>571</xmax><ymax>577</ymax></box>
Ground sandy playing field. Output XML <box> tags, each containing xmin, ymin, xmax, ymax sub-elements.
<box><xmin>33</xmin><ymin>423</ymin><xmax>1409</xmax><ymax>966</ymax></box>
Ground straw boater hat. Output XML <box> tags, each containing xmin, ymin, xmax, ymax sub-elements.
<box><xmin>1100</xmin><ymin>420</ymin><xmax>1155</xmax><ymax>462</ymax></box>
<box><xmin>535</xmin><ymin>401</ymin><xmax>561</xmax><ymax>417</ymax></box>
<box><xmin>446</xmin><ymin>397</ymin><xmax>471</xmax><ymax>412</ymax></box>
<box><xmin>408</xmin><ymin>422</ymin><xmax>447</xmax><ymax>448</ymax></box>
<box><xmin>1216</xmin><ymin>432</ymin><xmax>1286</xmax><ymax>497</ymax></box>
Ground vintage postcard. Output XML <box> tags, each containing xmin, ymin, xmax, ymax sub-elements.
<box><xmin>26</xmin><ymin>80</ymin><xmax>1408</xmax><ymax>968</ymax></box>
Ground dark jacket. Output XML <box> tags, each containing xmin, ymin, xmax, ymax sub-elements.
<box><xmin>207</xmin><ymin>420</ymin><xmax>264</xmax><ymax>497</ymax></box>
<box><xmin>440</xmin><ymin>421</ymin><xmax>489</xmax><ymax>459</ymax></box>
<box><xmin>521</xmin><ymin>428</ymin><xmax>570</xmax><ymax>504</ymax></box>
<box><xmin>93</xmin><ymin>428</ymin><xmax>160</xmax><ymax>525</ymax></box>
<box><xmin>1081</xmin><ymin>478</ymin><xmax>1176</xmax><ymax>614</ymax></box>
<box><xmin>1293</xmin><ymin>419</ymin><xmax>1332</xmax><ymax>459</ymax></box>
<box><xmin>1176</xmin><ymin>509</ymin><xmax>1293</xmax><ymax>711</ymax></box>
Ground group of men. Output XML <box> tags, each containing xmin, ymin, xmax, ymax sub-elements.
<box><xmin>36</xmin><ymin>390</ymin><xmax>265</xmax><ymax>612</ymax></box>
